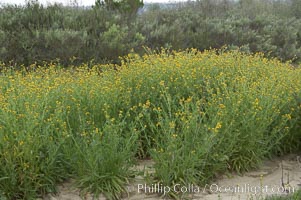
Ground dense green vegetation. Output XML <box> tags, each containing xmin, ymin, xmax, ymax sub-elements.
<box><xmin>1</xmin><ymin>0</ymin><xmax>301</xmax><ymax>199</ymax></box>
<box><xmin>0</xmin><ymin>50</ymin><xmax>300</xmax><ymax>199</ymax></box>
<box><xmin>1</xmin><ymin>0</ymin><xmax>301</xmax><ymax>66</ymax></box>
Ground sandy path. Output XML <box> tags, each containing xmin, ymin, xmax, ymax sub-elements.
<box><xmin>44</xmin><ymin>154</ymin><xmax>301</xmax><ymax>200</ymax></box>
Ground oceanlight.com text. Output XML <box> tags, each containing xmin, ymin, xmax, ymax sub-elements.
<box><xmin>136</xmin><ymin>183</ymin><xmax>296</xmax><ymax>195</ymax></box>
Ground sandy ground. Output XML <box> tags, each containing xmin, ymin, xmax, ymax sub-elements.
<box><xmin>43</xmin><ymin>154</ymin><xmax>301</xmax><ymax>200</ymax></box>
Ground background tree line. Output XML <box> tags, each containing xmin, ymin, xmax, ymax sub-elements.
<box><xmin>0</xmin><ymin>0</ymin><xmax>301</xmax><ymax>66</ymax></box>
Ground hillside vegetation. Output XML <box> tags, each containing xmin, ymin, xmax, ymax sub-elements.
<box><xmin>0</xmin><ymin>0</ymin><xmax>301</xmax><ymax>66</ymax></box>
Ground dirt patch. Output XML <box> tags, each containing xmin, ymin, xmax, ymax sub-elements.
<box><xmin>43</xmin><ymin>154</ymin><xmax>301</xmax><ymax>200</ymax></box>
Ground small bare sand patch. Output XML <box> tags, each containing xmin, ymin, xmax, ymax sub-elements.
<box><xmin>43</xmin><ymin>154</ymin><xmax>301</xmax><ymax>200</ymax></box>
